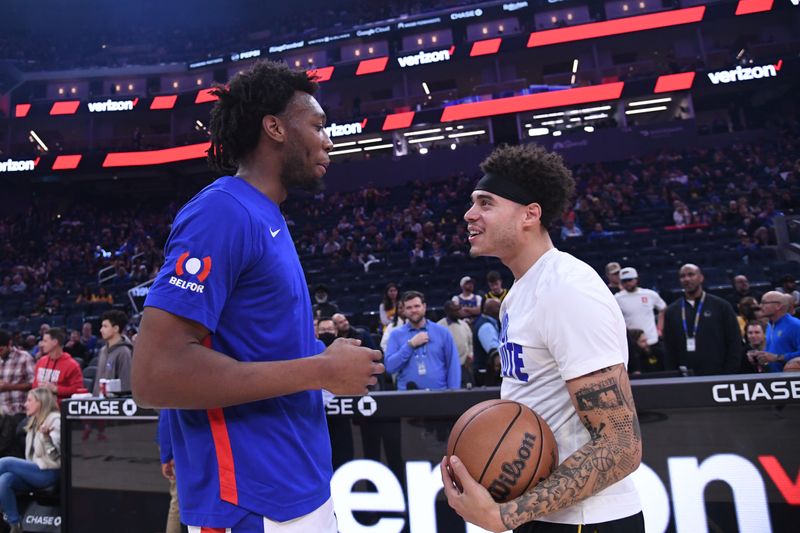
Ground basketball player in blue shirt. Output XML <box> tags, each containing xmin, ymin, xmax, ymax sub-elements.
<box><xmin>133</xmin><ymin>60</ymin><xmax>384</xmax><ymax>533</ymax></box>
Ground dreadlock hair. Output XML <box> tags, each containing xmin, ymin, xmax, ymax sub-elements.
<box><xmin>479</xmin><ymin>144</ymin><xmax>576</xmax><ymax>229</ymax></box>
<box><xmin>207</xmin><ymin>60</ymin><xmax>319</xmax><ymax>173</ymax></box>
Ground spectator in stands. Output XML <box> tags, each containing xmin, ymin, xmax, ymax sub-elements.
<box><xmin>0</xmin><ymin>387</ymin><xmax>60</xmax><ymax>533</ymax></box>
<box><xmin>379</xmin><ymin>283</ymin><xmax>399</xmax><ymax>328</ymax></box>
<box><xmin>385</xmin><ymin>291</ymin><xmax>460</xmax><ymax>390</ymax></box>
<box><xmin>332</xmin><ymin>313</ymin><xmax>376</xmax><ymax>350</ymax></box>
<box><xmin>0</xmin><ymin>277</ymin><xmax>11</xmax><ymax>296</ymax></box>
<box><xmin>75</xmin><ymin>286</ymin><xmax>93</xmax><ymax>305</ymax></box>
<box><xmin>92</xmin><ymin>310</ymin><xmax>134</xmax><ymax>395</ymax></box>
<box><xmin>735</xmin><ymin>297</ymin><xmax>762</xmax><ymax>336</ymax></box>
<box><xmin>750</xmin><ymin>292</ymin><xmax>800</xmax><ymax>372</ymax></box>
<box><xmin>743</xmin><ymin>321</ymin><xmax>767</xmax><ymax>373</ymax></box>
<box><xmin>32</xmin><ymin>328</ymin><xmax>85</xmax><ymax>402</ymax></box>
<box><xmin>80</xmin><ymin>322</ymin><xmax>98</xmax><ymax>355</ymax></box>
<box><xmin>473</xmin><ymin>298</ymin><xmax>501</xmax><ymax>386</ymax></box>
<box><xmin>9</xmin><ymin>275</ymin><xmax>26</xmax><ymax>294</ymax></box>
<box><xmin>560</xmin><ymin>219</ymin><xmax>582</xmax><ymax>240</ymax></box>
<box><xmin>380</xmin><ymin>301</ymin><xmax>406</xmax><ymax>352</ymax></box>
<box><xmin>484</xmin><ymin>271</ymin><xmax>508</xmax><ymax>303</ymax></box>
<box><xmin>64</xmin><ymin>330</ymin><xmax>87</xmax><ymax>363</ymax></box>
<box><xmin>727</xmin><ymin>275</ymin><xmax>762</xmax><ymax>309</ymax></box>
<box><xmin>626</xmin><ymin>328</ymin><xmax>661</xmax><ymax>374</ymax></box>
<box><xmin>672</xmin><ymin>201</ymin><xmax>692</xmax><ymax>227</ymax></box>
<box><xmin>90</xmin><ymin>286</ymin><xmax>114</xmax><ymax>304</ymax></box>
<box><xmin>316</xmin><ymin>317</ymin><xmax>337</xmax><ymax>345</ymax></box>
<box><xmin>615</xmin><ymin>267</ymin><xmax>666</xmax><ymax>363</ymax></box>
<box><xmin>663</xmin><ymin>264</ymin><xmax>743</xmax><ymax>375</ymax></box>
<box><xmin>312</xmin><ymin>286</ymin><xmax>339</xmax><ymax>319</ymax></box>
<box><xmin>605</xmin><ymin>262</ymin><xmax>622</xmax><ymax>294</ymax></box>
<box><xmin>776</xmin><ymin>274</ymin><xmax>800</xmax><ymax>306</ymax></box>
<box><xmin>437</xmin><ymin>301</ymin><xmax>473</xmax><ymax>388</ymax></box>
<box><xmin>452</xmin><ymin>276</ymin><xmax>482</xmax><ymax>322</ymax></box>
<box><xmin>0</xmin><ymin>330</ymin><xmax>34</xmax><ymax>457</ymax></box>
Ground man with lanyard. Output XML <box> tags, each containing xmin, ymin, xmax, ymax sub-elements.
<box><xmin>385</xmin><ymin>291</ymin><xmax>460</xmax><ymax>390</ymax></box>
<box><xmin>749</xmin><ymin>292</ymin><xmax>800</xmax><ymax>371</ymax></box>
<box><xmin>663</xmin><ymin>264</ymin><xmax>743</xmax><ymax>375</ymax></box>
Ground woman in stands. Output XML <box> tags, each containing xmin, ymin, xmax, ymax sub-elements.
<box><xmin>379</xmin><ymin>282</ymin><xmax>399</xmax><ymax>328</ymax></box>
<box><xmin>0</xmin><ymin>388</ymin><xmax>60</xmax><ymax>533</ymax></box>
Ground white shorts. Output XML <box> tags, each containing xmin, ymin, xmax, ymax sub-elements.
<box><xmin>187</xmin><ymin>497</ymin><xmax>337</xmax><ymax>533</ymax></box>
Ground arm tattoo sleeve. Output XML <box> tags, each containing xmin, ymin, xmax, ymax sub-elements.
<box><xmin>499</xmin><ymin>364</ymin><xmax>642</xmax><ymax>529</ymax></box>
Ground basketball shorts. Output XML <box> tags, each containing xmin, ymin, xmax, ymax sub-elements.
<box><xmin>187</xmin><ymin>497</ymin><xmax>336</xmax><ymax>533</ymax></box>
<box><xmin>513</xmin><ymin>511</ymin><xmax>645</xmax><ymax>533</ymax></box>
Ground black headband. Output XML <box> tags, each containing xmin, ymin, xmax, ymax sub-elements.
<box><xmin>474</xmin><ymin>173</ymin><xmax>537</xmax><ymax>206</ymax></box>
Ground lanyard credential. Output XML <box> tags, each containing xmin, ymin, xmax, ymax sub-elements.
<box><xmin>681</xmin><ymin>292</ymin><xmax>706</xmax><ymax>352</ymax></box>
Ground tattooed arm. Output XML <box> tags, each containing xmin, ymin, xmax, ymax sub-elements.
<box><xmin>441</xmin><ymin>363</ymin><xmax>641</xmax><ymax>532</ymax></box>
<box><xmin>497</xmin><ymin>363</ymin><xmax>642</xmax><ymax>528</ymax></box>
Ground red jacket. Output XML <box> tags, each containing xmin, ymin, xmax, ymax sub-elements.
<box><xmin>33</xmin><ymin>352</ymin><xmax>84</xmax><ymax>401</ymax></box>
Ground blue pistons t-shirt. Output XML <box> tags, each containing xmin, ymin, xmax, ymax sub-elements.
<box><xmin>144</xmin><ymin>176</ymin><xmax>331</xmax><ymax>527</ymax></box>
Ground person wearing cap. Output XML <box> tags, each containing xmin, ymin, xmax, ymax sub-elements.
<box><xmin>443</xmin><ymin>144</ymin><xmax>643</xmax><ymax>532</ymax></box>
<box><xmin>614</xmin><ymin>267</ymin><xmax>667</xmax><ymax>371</ymax></box>
<box><xmin>312</xmin><ymin>285</ymin><xmax>339</xmax><ymax>319</ymax></box>
<box><xmin>452</xmin><ymin>276</ymin><xmax>482</xmax><ymax>322</ymax></box>
<box><xmin>605</xmin><ymin>262</ymin><xmax>622</xmax><ymax>294</ymax></box>
<box><xmin>662</xmin><ymin>264</ymin><xmax>743</xmax><ymax>376</ymax></box>
<box><xmin>776</xmin><ymin>274</ymin><xmax>800</xmax><ymax>307</ymax></box>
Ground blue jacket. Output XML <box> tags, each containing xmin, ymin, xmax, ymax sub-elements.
<box><xmin>765</xmin><ymin>314</ymin><xmax>800</xmax><ymax>372</ymax></box>
<box><xmin>385</xmin><ymin>320</ymin><xmax>461</xmax><ymax>390</ymax></box>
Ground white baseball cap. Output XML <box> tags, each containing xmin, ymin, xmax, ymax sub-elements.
<box><xmin>620</xmin><ymin>267</ymin><xmax>638</xmax><ymax>281</ymax></box>
<box><xmin>460</xmin><ymin>276</ymin><xmax>474</xmax><ymax>287</ymax></box>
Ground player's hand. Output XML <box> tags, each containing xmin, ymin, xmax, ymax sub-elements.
<box><xmin>319</xmin><ymin>337</ymin><xmax>384</xmax><ymax>395</ymax></box>
<box><xmin>410</xmin><ymin>332</ymin><xmax>429</xmax><ymax>348</ymax></box>
<box><xmin>441</xmin><ymin>455</ymin><xmax>506</xmax><ymax>533</ymax></box>
<box><xmin>161</xmin><ymin>459</ymin><xmax>175</xmax><ymax>481</ymax></box>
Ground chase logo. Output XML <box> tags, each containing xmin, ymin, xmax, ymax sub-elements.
<box><xmin>169</xmin><ymin>251</ymin><xmax>212</xmax><ymax>293</ymax></box>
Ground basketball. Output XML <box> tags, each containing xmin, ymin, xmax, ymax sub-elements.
<box><xmin>446</xmin><ymin>399</ymin><xmax>558</xmax><ymax>503</ymax></box>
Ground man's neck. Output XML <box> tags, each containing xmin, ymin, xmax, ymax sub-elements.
<box><xmin>410</xmin><ymin>318</ymin><xmax>427</xmax><ymax>329</ymax></box>
<box><xmin>235</xmin><ymin>155</ymin><xmax>287</xmax><ymax>206</ymax></box>
<box><xmin>684</xmin><ymin>288</ymin><xmax>704</xmax><ymax>301</ymax></box>
<box><xmin>106</xmin><ymin>334</ymin><xmax>122</xmax><ymax>348</ymax></box>
<box><xmin>48</xmin><ymin>349</ymin><xmax>63</xmax><ymax>360</ymax></box>
<box><xmin>770</xmin><ymin>311</ymin><xmax>787</xmax><ymax>325</ymax></box>
<box><xmin>460</xmin><ymin>292</ymin><xmax>473</xmax><ymax>299</ymax></box>
<box><xmin>503</xmin><ymin>230</ymin><xmax>555</xmax><ymax>280</ymax></box>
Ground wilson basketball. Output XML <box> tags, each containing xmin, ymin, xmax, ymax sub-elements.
<box><xmin>446</xmin><ymin>399</ymin><xmax>558</xmax><ymax>503</ymax></box>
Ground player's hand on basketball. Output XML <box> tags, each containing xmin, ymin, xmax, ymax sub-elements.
<box><xmin>320</xmin><ymin>337</ymin><xmax>384</xmax><ymax>395</ymax></box>
<box><xmin>441</xmin><ymin>455</ymin><xmax>505</xmax><ymax>533</ymax></box>
<box><xmin>410</xmin><ymin>332</ymin><xmax>429</xmax><ymax>347</ymax></box>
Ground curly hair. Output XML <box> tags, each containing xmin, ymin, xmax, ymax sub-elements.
<box><xmin>207</xmin><ymin>60</ymin><xmax>318</xmax><ymax>172</ymax></box>
<box><xmin>480</xmin><ymin>144</ymin><xmax>575</xmax><ymax>228</ymax></box>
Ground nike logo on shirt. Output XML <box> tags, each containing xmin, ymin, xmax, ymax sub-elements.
<box><xmin>270</xmin><ymin>228</ymin><xmax>281</xmax><ymax>238</ymax></box>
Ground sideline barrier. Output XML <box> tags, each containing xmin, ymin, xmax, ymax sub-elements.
<box><xmin>62</xmin><ymin>373</ymin><xmax>800</xmax><ymax>532</ymax></box>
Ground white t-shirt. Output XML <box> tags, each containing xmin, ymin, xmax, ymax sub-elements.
<box><xmin>615</xmin><ymin>287</ymin><xmax>667</xmax><ymax>345</ymax></box>
<box><xmin>499</xmin><ymin>248</ymin><xmax>641</xmax><ymax>524</ymax></box>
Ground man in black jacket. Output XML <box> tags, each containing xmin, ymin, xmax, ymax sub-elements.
<box><xmin>663</xmin><ymin>264</ymin><xmax>743</xmax><ymax>375</ymax></box>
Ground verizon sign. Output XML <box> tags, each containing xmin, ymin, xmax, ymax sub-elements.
<box><xmin>0</xmin><ymin>158</ymin><xmax>37</xmax><ymax>172</ymax></box>
<box><xmin>325</xmin><ymin>120</ymin><xmax>367</xmax><ymax>138</ymax></box>
<box><xmin>707</xmin><ymin>60</ymin><xmax>782</xmax><ymax>85</ymax></box>
<box><xmin>397</xmin><ymin>47</ymin><xmax>454</xmax><ymax>68</ymax></box>
<box><xmin>88</xmin><ymin>98</ymin><xmax>139</xmax><ymax>113</ymax></box>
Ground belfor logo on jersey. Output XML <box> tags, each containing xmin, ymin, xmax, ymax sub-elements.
<box><xmin>169</xmin><ymin>251</ymin><xmax>212</xmax><ymax>293</ymax></box>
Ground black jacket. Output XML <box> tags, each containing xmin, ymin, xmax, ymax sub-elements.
<box><xmin>663</xmin><ymin>292</ymin><xmax>743</xmax><ymax>376</ymax></box>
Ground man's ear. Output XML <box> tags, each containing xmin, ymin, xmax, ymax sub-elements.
<box><xmin>521</xmin><ymin>202</ymin><xmax>543</xmax><ymax>229</ymax></box>
<box><xmin>262</xmin><ymin>115</ymin><xmax>285</xmax><ymax>143</ymax></box>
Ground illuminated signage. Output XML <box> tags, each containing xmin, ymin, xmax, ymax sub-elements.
<box><xmin>188</xmin><ymin>57</ymin><xmax>224</xmax><ymax>69</ymax></box>
<box><xmin>308</xmin><ymin>33</ymin><xmax>352</xmax><ymax>45</ymax></box>
<box><xmin>268</xmin><ymin>41</ymin><xmax>305</xmax><ymax>53</ymax></box>
<box><xmin>397</xmin><ymin>17</ymin><xmax>441</xmax><ymax>30</ymax></box>
<box><xmin>707</xmin><ymin>61</ymin><xmax>781</xmax><ymax>84</ymax></box>
<box><xmin>87</xmin><ymin>98</ymin><xmax>138</xmax><ymax>113</ymax></box>
<box><xmin>397</xmin><ymin>47</ymin><xmax>453</xmax><ymax>68</ymax></box>
<box><xmin>356</xmin><ymin>26</ymin><xmax>391</xmax><ymax>37</ymax></box>
<box><xmin>503</xmin><ymin>1</ymin><xmax>529</xmax><ymax>11</ymax></box>
<box><xmin>231</xmin><ymin>49</ymin><xmax>261</xmax><ymax>62</ymax></box>
<box><xmin>450</xmin><ymin>8</ymin><xmax>483</xmax><ymax>20</ymax></box>
<box><xmin>0</xmin><ymin>159</ymin><xmax>36</xmax><ymax>172</ymax></box>
<box><xmin>325</xmin><ymin>121</ymin><xmax>365</xmax><ymax>138</ymax></box>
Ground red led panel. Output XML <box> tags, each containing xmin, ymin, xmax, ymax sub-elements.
<box><xmin>49</xmin><ymin>100</ymin><xmax>81</xmax><ymax>115</ymax></box>
<box><xmin>470</xmin><ymin>38</ymin><xmax>502</xmax><ymax>57</ymax></box>
<box><xmin>195</xmin><ymin>89</ymin><xmax>219</xmax><ymax>104</ymax></box>
<box><xmin>15</xmin><ymin>104</ymin><xmax>31</xmax><ymax>118</ymax></box>
<box><xmin>52</xmin><ymin>155</ymin><xmax>82</xmax><ymax>170</ymax></box>
<box><xmin>382</xmin><ymin>111</ymin><xmax>416</xmax><ymax>131</ymax></box>
<box><xmin>356</xmin><ymin>57</ymin><xmax>389</xmax><ymax>76</ymax></box>
<box><xmin>440</xmin><ymin>83</ymin><xmax>624</xmax><ymax>122</ymax></box>
<box><xmin>735</xmin><ymin>0</ymin><xmax>774</xmax><ymax>15</ymax></box>
<box><xmin>308</xmin><ymin>66</ymin><xmax>335</xmax><ymax>82</ymax></box>
<box><xmin>527</xmin><ymin>6</ymin><xmax>706</xmax><ymax>47</ymax></box>
<box><xmin>654</xmin><ymin>72</ymin><xmax>696</xmax><ymax>93</ymax></box>
<box><xmin>150</xmin><ymin>95</ymin><xmax>178</xmax><ymax>110</ymax></box>
<box><xmin>102</xmin><ymin>142</ymin><xmax>210</xmax><ymax>168</ymax></box>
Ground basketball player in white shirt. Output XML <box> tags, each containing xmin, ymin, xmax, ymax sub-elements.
<box><xmin>441</xmin><ymin>144</ymin><xmax>644</xmax><ymax>532</ymax></box>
